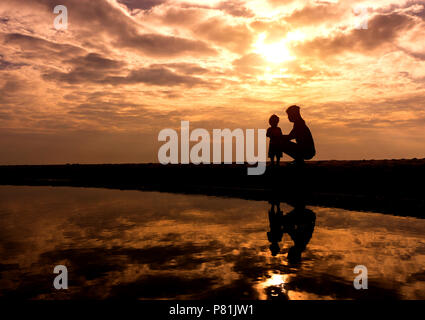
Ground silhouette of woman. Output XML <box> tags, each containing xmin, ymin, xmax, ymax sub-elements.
<box><xmin>280</xmin><ymin>105</ymin><xmax>316</xmax><ymax>165</ymax></box>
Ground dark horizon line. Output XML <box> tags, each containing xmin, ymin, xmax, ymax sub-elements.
<box><xmin>0</xmin><ymin>157</ymin><xmax>425</xmax><ymax>167</ymax></box>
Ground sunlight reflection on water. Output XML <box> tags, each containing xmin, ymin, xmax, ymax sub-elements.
<box><xmin>0</xmin><ymin>186</ymin><xmax>424</xmax><ymax>300</ymax></box>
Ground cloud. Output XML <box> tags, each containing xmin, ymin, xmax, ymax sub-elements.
<box><xmin>2</xmin><ymin>33</ymin><xmax>86</xmax><ymax>61</ymax></box>
<box><xmin>43</xmin><ymin>62</ymin><xmax>209</xmax><ymax>87</ymax></box>
<box><xmin>216</xmin><ymin>0</ymin><xmax>255</xmax><ymax>17</ymax></box>
<box><xmin>156</xmin><ymin>6</ymin><xmax>205</xmax><ymax>26</ymax></box>
<box><xmin>66</xmin><ymin>53</ymin><xmax>126</xmax><ymax>70</ymax></box>
<box><xmin>1</xmin><ymin>0</ymin><xmax>425</xmax><ymax>163</ymax></box>
<box><xmin>117</xmin><ymin>0</ymin><xmax>166</xmax><ymax>11</ymax></box>
<box><xmin>294</xmin><ymin>12</ymin><xmax>415</xmax><ymax>58</ymax></box>
<box><xmin>150</xmin><ymin>62</ymin><xmax>209</xmax><ymax>75</ymax></box>
<box><xmin>285</xmin><ymin>1</ymin><xmax>347</xmax><ymax>26</ymax></box>
<box><xmin>194</xmin><ymin>17</ymin><xmax>254</xmax><ymax>54</ymax></box>
<box><xmin>250</xmin><ymin>19</ymin><xmax>290</xmax><ymax>42</ymax></box>
<box><xmin>179</xmin><ymin>0</ymin><xmax>254</xmax><ymax>17</ymax></box>
<box><xmin>267</xmin><ymin>0</ymin><xmax>297</xmax><ymax>7</ymax></box>
<box><xmin>102</xmin><ymin>66</ymin><xmax>209</xmax><ymax>87</ymax></box>
<box><xmin>116</xmin><ymin>32</ymin><xmax>217</xmax><ymax>57</ymax></box>
<box><xmin>4</xmin><ymin>0</ymin><xmax>216</xmax><ymax>58</ymax></box>
<box><xmin>0</xmin><ymin>55</ymin><xmax>27</xmax><ymax>70</ymax></box>
<box><xmin>232</xmin><ymin>53</ymin><xmax>266</xmax><ymax>74</ymax></box>
<box><xmin>40</xmin><ymin>52</ymin><xmax>125</xmax><ymax>84</ymax></box>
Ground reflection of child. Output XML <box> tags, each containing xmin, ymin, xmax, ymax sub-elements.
<box><xmin>267</xmin><ymin>201</ymin><xmax>284</xmax><ymax>256</ymax></box>
<box><xmin>266</xmin><ymin>114</ymin><xmax>283</xmax><ymax>166</ymax></box>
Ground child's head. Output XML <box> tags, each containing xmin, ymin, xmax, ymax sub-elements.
<box><xmin>286</xmin><ymin>105</ymin><xmax>301</xmax><ymax>122</ymax></box>
<box><xmin>269</xmin><ymin>114</ymin><xmax>279</xmax><ymax>127</ymax></box>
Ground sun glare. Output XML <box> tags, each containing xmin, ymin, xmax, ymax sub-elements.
<box><xmin>286</xmin><ymin>30</ymin><xmax>306</xmax><ymax>42</ymax></box>
<box><xmin>253</xmin><ymin>33</ymin><xmax>295</xmax><ymax>64</ymax></box>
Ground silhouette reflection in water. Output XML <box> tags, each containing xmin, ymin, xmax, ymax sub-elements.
<box><xmin>267</xmin><ymin>199</ymin><xmax>316</xmax><ymax>264</ymax></box>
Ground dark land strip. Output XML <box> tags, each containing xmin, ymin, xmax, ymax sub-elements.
<box><xmin>0</xmin><ymin>159</ymin><xmax>424</xmax><ymax>218</ymax></box>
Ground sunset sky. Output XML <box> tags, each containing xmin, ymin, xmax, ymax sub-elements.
<box><xmin>1</xmin><ymin>0</ymin><xmax>425</xmax><ymax>164</ymax></box>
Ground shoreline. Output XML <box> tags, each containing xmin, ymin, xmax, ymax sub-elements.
<box><xmin>0</xmin><ymin>159</ymin><xmax>424</xmax><ymax>218</ymax></box>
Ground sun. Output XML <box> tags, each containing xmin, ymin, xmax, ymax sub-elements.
<box><xmin>253</xmin><ymin>33</ymin><xmax>295</xmax><ymax>64</ymax></box>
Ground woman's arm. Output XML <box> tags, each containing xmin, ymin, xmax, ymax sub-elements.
<box><xmin>287</xmin><ymin>127</ymin><xmax>296</xmax><ymax>140</ymax></box>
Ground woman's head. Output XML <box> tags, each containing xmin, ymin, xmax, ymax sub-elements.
<box><xmin>269</xmin><ymin>114</ymin><xmax>279</xmax><ymax>127</ymax></box>
<box><xmin>286</xmin><ymin>105</ymin><xmax>301</xmax><ymax>122</ymax></box>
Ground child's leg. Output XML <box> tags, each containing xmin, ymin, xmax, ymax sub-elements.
<box><xmin>270</xmin><ymin>156</ymin><xmax>275</xmax><ymax>166</ymax></box>
<box><xmin>276</xmin><ymin>156</ymin><xmax>280</xmax><ymax>166</ymax></box>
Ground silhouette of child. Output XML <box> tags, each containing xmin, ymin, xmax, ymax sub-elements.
<box><xmin>267</xmin><ymin>114</ymin><xmax>283</xmax><ymax>166</ymax></box>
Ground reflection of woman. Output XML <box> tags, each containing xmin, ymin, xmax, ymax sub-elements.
<box><xmin>284</xmin><ymin>204</ymin><xmax>316</xmax><ymax>264</ymax></box>
<box><xmin>267</xmin><ymin>201</ymin><xmax>316</xmax><ymax>263</ymax></box>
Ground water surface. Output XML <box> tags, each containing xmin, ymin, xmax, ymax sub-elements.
<box><xmin>0</xmin><ymin>186</ymin><xmax>424</xmax><ymax>299</ymax></box>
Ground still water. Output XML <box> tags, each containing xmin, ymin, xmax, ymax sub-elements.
<box><xmin>0</xmin><ymin>186</ymin><xmax>424</xmax><ymax>300</ymax></box>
